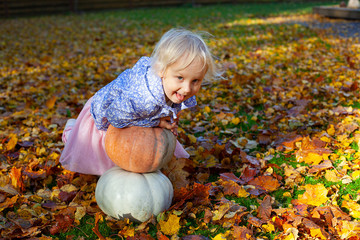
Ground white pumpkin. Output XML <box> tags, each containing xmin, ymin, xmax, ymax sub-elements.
<box><xmin>95</xmin><ymin>166</ymin><xmax>173</xmax><ymax>222</ymax></box>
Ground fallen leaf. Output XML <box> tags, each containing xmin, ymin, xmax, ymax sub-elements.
<box><xmin>46</xmin><ymin>95</ymin><xmax>57</xmax><ymax>109</ymax></box>
<box><xmin>342</xmin><ymin>200</ymin><xmax>360</xmax><ymax>218</ymax></box>
<box><xmin>233</xmin><ymin>226</ymin><xmax>253</xmax><ymax>239</ymax></box>
<box><xmin>6</xmin><ymin>133</ymin><xmax>18</xmax><ymax>151</ymax></box>
<box><xmin>298</xmin><ymin>184</ymin><xmax>329</xmax><ymax>206</ymax></box>
<box><xmin>9</xmin><ymin>167</ymin><xmax>25</xmax><ymax>192</ymax></box>
<box><xmin>159</xmin><ymin>214</ymin><xmax>181</xmax><ymax>236</ymax></box>
<box><xmin>324</xmin><ymin>170</ymin><xmax>342</xmax><ymax>182</ymax></box>
<box><xmin>258</xmin><ymin>195</ymin><xmax>272</xmax><ymax>220</ymax></box>
<box><xmin>92</xmin><ymin>212</ymin><xmax>105</xmax><ymax>240</ymax></box>
<box><xmin>248</xmin><ymin>175</ymin><xmax>280</xmax><ymax>192</ymax></box>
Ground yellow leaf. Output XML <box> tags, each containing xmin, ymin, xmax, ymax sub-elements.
<box><xmin>231</xmin><ymin>117</ymin><xmax>240</xmax><ymax>125</ymax></box>
<box><xmin>337</xmin><ymin>220</ymin><xmax>360</xmax><ymax>239</ymax></box>
<box><xmin>212</xmin><ymin>233</ymin><xmax>227</xmax><ymax>240</ymax></box>
<box><xmin>188</xmin><ymin>134</ymin><xmax>197</xmax><ymax>144</ymax></box>
<box><xmin>320</xmin><ymin>136</ymin><xmax>331</xmax><ymax>143</ymax></box>
<box><xmin>310</xmin><ymin>228</ymin><xmax>327</xmax><ymax>240</ymax></box>
<box><xmin>327</xmin><ymin>124</ymin><xmax>335</xmax><ymax>136</ymax></box>
<box><xmin>298</xmin><ymin>184</ymin><xmax>329</xmax><ymax>206</ymax></box>
<box><xmin>352</xmin><ymin>170</ymin><xmax>360</xmax><ymax>180</ymax></box>
<box><xmin>212</xmin><ymin>202</ymin><xmax>232</xmax><ymax>221</ymax></box>
<box><xmin>204</xmin><ymin>106</ymin><xmax>211</xmax><ymax>113</ymax></box>
<box><xmin>262</xmin><ymin>223</ymin><xmax>275</xmax><ymax>233</ymax></box>
<box><xmin>6</xmin><ymin>134</ymin><xmax>18</xmax><ymax>151</ymax></box>
<box><xmin>74</xmin><ymin>207</ymin><xmax>86</xmax><ymax>225</ymax></box>
<box><xmin>283</xmin><ymin>192</ymin><xmax>292</xmax><ymax>197</ymax></box>
<box><xmin>324</xmin><ymin>170</ymin><xmax>342</xmax><ymax>182</ymax></box>
<box><xmin>343</xmin><ymin>194</ymin><xmax>352</xmax><ymax>201</ymax></box>
<box><xmin>119</xmin><ymin>226</ymin><xmax>135</xmax><ymax>238</ymax></box>
<box><xmin>283</xmin><ymin>232</ymin><xmax>296</xmax><ymax>240</ymax></box>
<box><xmin>238</xmin><ymin>187</ymin><xmax>250</xmax><ymax>198</ymax></box>
<box><xmin>60</xmin><ymin>184</ymin><xmax>78</xmax><ymax>192</ymax></box>
<box><xmin>342</xmin><ymin>200</ymin><xmax>360</xmax><ymax>218</ymax></box>
<box><xmin>303</xmin><ymin>152</ymin><xmax>323</xmax><ymax>165</ymax></box>
<box><xmin>48</xmin><ymin>152</ymin><xmax>60</xmax><ymax>160</ymax></box>
<box><xmin>159</xmin><ymin>214</ymin><xmax>181</xmax><ymax>235</ymax></box>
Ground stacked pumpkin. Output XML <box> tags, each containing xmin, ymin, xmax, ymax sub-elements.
<box><xmin>95</xmin><ymin>126</ymin><xmax>175</xmax><ymax>222</ymax></box>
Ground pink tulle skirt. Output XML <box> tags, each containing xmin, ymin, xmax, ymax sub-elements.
<box><xmin>59</xmin><ymin>97</ymin><xmax>189</xmax><ymax>175</ymax></box>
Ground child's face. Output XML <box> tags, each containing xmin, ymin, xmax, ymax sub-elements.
<box><xmin>159</xmin><ymin>57</ymin><xmax>207</xmax><ymax>104</ymax></box>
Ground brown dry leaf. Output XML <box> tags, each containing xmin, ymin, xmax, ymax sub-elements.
<box><xmin>248</xmin><ymin>215</ymin><xmax>266</xmax><ymax>228</ymax></box>
<box><xmin>172</xmin><ymin>183</ymin><xmax>211</xmax><ymax>209</ymax></box>
<box><xmin>275</xmin><ymin>133</ymin><xmax>303</xmax><ymax>151</ymax></box>
<box><xmin>302</xmin><ymin>218</ymin><xmax>329</xmax><ymax>240</ymax></box>
<box><xmin>258</xmin><ymin>195</ymin><xmax>272</xmax><ymax>221</ymax></box>
<box><xmin>248</xmin><ymin>175</ymin><xmax>280</xmax><ymax>192</ymax></box>
<box><xmin>218</xmin><ymin>179</ymin><xmax>249</xmax><ymax>197</ymax></box>
<box><xmin>308</xmin><ymin>160</ymin><xmax>333</xmax><ymax>174</ymax></box>
<box><xmin>49</xmin><ymin>213</ymin><xmax>74</xmax><ymax>235</ymax></box>
<box><xmin>162</xmin><ymin>157</ymin><xmax>190</xmax><ymax>189</ymax></box>
<box><xmin>240</xmin><ymin>167</ymin><xmax>258</xmax><ymax>183</ymax></box>
<box><xmin>212</xmin><ymin>200</ymin><xmax>247</xmax><ymax>222</ymax></box>
<box><xmin>233</xmin><ymin>226</ymin><xmax>253</xmax><ymax>239</ymax></box>
<box><xmin>220</xmin><ymin>172</ymin><xmax>244</xmax><ymax>184</ymax></box>
<box><xmin>157</xmin><ymin>231</ymin><xmax>170</xmax><ymax>240</ymax></box>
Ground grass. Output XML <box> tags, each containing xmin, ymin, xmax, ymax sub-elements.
<box><xmin>87</xmin><ymin>1</ymin><xmax>338</xmax><ymax>22</ymax></box>
<box><xmin>50</xmin><ymin>215</ymin><xmax>120</xmax><ymax>240</ymax></box>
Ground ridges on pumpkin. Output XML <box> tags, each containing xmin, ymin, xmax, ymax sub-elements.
<box><xmin>95</xmin><ymin>166</ymin><xmax>174</xmax><ymax>222</ymax></box>
<box><xmin>105</xmin><ymin>126</ymin><xmax>176</xmax><ymax>173</ymax></box>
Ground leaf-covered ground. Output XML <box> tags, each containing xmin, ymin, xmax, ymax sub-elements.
<box><xmin>1</xmin><ymin>2</ymin><xmax>360</xmax><ymax>239</ymax></box>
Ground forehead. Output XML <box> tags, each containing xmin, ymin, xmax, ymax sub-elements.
<box><xmin>171</xmin><ymin>56</ymin><xmax>207</xmax><ymax>74</ymax></box>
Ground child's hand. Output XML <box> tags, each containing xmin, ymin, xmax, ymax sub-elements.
<box><xmin>159</xmin><ymin>117</ymin><xmax>178</xmax><ymax>136</ymax></box>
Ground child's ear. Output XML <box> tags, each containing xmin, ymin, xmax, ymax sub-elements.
<box><xmin>157</xmin><ymin>70</ymin><xmax>164</xmax><ymax>78</ymax></box>
<box><xmin>158</xmin><ymin>68</ymin><xmax>167</xmax><ymax>79</ymax></box>
<box><xmin>154</xmin><ymin>63</ymin><xmax>164</xmax><ymax>78</ymax></box>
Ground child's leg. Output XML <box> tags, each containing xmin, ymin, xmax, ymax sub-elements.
<box><xmin>62</xmin><ymin>119</ymin><xmax>76</xmax><ymax>143</ymax></box>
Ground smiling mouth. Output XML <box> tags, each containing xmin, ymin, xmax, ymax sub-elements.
<box><xmin>176</xmin><ymin>93</ymin><xmax>185</xmax><ymax>101</ymax></box>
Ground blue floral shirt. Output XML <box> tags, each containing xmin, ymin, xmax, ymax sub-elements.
<box><xmin>90</xmin><ymin>57</ymin><xmax>197</xmax><ymax>130</ymax></box>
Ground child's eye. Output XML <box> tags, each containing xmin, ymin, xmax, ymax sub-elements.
<box><xmin>177</xmin><ymin>76</ymin><xmax>183</xmax><ymax>80</ymax></box>
<box><xmin>192</xmin><ymin>79</ymin><xmax>199</xmax><ymax>84</ymax></box>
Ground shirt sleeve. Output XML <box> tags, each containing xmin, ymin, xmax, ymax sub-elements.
<box><xmin>105</xmin><ymin>96</ymin><xmax>161</xmax><ymax>129</ymax></box>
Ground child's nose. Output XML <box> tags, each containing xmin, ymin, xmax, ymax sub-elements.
<box><xmin>182</xmin><ymin>83</ymin><xmax>191</xmax><ymax>94</ymax></box>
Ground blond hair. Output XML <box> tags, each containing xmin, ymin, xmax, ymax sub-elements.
<box><xmin>151</xmin><ymin>28</ymin><xmax>221</xmax><ymax>82</ymax></box>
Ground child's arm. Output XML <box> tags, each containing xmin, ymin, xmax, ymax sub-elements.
<box><xmin>159</xmin><ymin>116</ymin><xmax>178</xmax><ymax>136</ymax></box>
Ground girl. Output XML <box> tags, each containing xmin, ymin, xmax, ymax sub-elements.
<box><xmin>60</xmin><ymin>28</ymin><xmax>221</xmax><ymax>175</ymax></box>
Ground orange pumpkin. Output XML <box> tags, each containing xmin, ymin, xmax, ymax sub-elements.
<box><xmin>105</xmin><ymin>125</ymin><xmax>176</xmax><ymax>173</ymax></box>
